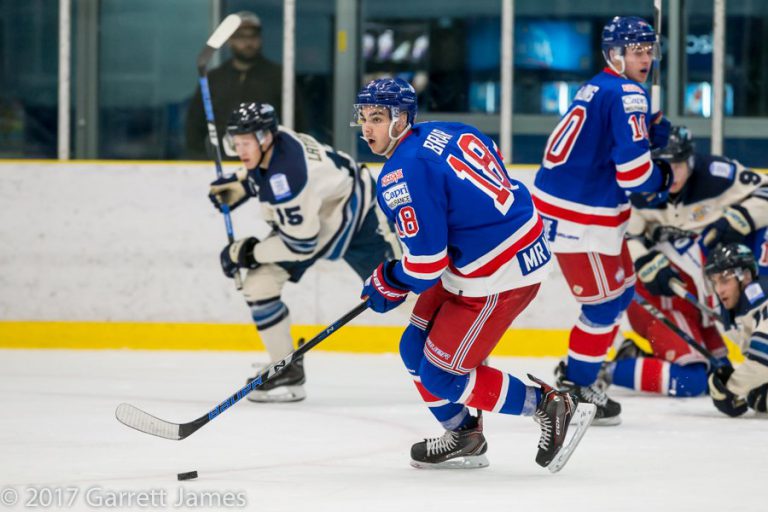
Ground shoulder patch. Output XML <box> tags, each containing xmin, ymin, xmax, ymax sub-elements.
<box><xmin>269</xmin><ymin>173</ymin><xmax>292</xmax><ymax>201</ymax></box>
<box><xmin>622</xmin><ymin>94</ymin><xmax>648</xmax><ymax>113</ymax></box>
<box><xmin>709</xmin><ymin>161</ymin><xmax>735</xmax><ymax>180</ymax></box>
<box><xmin>574</xmin><ymin>84</ymin><xmax>599</xmax><ymax>102</ymax></box>
<box><xmin>381</xmin><ymin>169</ymin><xmax>404</xmax><ymax>187</ymax></box>
<box><xmin>622</xmin><ymin>83</ymin><xmax>645</xmax><ymax>94</ymax></box>
<box><xmin>382</xmin><ymin>182</ymin><xmax>412</xmax><ymax>209</ymax></box>
<box><xmin>745</xmin><ymin>282</ymin><xmax>765</xmax><ymax>305</ymax></box>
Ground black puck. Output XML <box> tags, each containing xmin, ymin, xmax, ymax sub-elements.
<box><xmin>177</xmin><ymin>471</ymin><xmax>198</xmax><ymax>481</ymax></box>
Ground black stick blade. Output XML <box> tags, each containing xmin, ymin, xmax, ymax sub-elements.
<box><xmin>115</xmin><ymin>403</ymin><xmax>182</xmax><ymax>441</ymax></box>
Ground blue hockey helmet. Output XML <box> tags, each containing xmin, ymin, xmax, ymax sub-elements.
<box><xmin>601</xmin><ymin>16</ymin><xmax>658</xmax><ymax>66</ymax></box>
<box><xmin>352</xmin><ymin>77</ymin><xmax>417</xmax><ymax>126</ymax></box>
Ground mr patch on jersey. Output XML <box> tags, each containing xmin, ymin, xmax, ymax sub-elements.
<box><xmin>383</xmin><ymin>182</ymin><xmax>412</xmax><ymax>209</ymax></box>
<box><xmin>270</xmin><ymin>173</ymin><xmax>292</xmax><ymax>201</ymax></box>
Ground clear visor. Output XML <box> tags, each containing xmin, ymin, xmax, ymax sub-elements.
<box><xmin>223</xmin><ymin>130</ymin><xmax>267</xmax><ymax>157</ymax></box>
<box><xmin>706</xmin><ymin>268</ymin><xmax>743</xmax><ymax>286</ymax></box>
<box><xmin>350</xmin><ymin>104</ymin><xmax>399</xmax><ymax>127</ymax></box>
<box><xmin>612</xmin><ymin>41</ymin><xmax>661</xmax><ymax>60</ymax></box>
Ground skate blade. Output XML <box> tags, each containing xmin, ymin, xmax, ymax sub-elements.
<box><xmin>547</xmin><ymin>403</ymin><xmax>596</xmax><ymax>473</ymax></box>
<box><xmin>247</xmin><ymin>385</ymin><xmax>306</xmax><ymax>403</ymax></box>
<box><xmin>591</xmin><ymin>414</ymin><xmax>621</xmax><ymax>427</ymax></box>
<box><xmin>410</xmin><ymin>454</ymin><xmax>489</xmax><ymax>470</ymax></box>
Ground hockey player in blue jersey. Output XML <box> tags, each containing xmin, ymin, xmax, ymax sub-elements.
<box><xmin>352</xmin><ymin>77</ymin><xmax>596</xmax><ymax>471</ymax></box>
<box><xmin>532</xmin><ymin>16</ymin><xmax>673</xmax><ymax>425</ymax></box>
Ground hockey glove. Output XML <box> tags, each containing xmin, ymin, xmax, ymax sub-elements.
<box><xmin>650</xmin><ymin>225</ymin><xmax>697</xmax><ymax>244</ymax></box>
<box><xmin>653</xmin><ymin>158</ymin><xmax>674</xmax><ymax>192</ymax></box>
<box><xmin>220</xmin><ymin>237</ymin><xmax>260</xmax><ymax>278</ymax></box>
<box><xmin>361</xmin><ymin>261</ymin><xmax>409</xmax><ymax>314</ymax></box>
<box><xmin>650</xmin><ymin>113</ymin><xmax>672</xmax><ymax>150</ymax></box>
<box><xmin>634</xmin><ymin>250</ymin><xmax>681</xmax><ymax>297</ymax></box>
<box><xmin>708</xmin><ymin>366</ymin><xmax>748</xmax><ymax>417</ymax></box>
<box><xmin>701</xmin><ymin>205</ymin><xmax>755</xmax><ymax>249</ymax></box>
<box><xmin>747</xmin><ymin>383</ymin><xmax>768</xmax><ymax>413</ymax></box>
<box><xmin>209</xmin><ymin>172</ymin><xmax>258</xmax><ymax>212</ymax></box>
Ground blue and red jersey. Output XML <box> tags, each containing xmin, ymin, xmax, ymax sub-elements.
<box><xmin>533</xmin><ymin>68</ymin><xmax>666</xmax><ymax>255</ymax></box>
<box><xmin>377</xmin><ymin>121</ymin><xmax>551</xmax><ymax>297</ymax></box>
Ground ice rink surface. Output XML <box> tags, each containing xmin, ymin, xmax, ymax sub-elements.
<box><xmin>0</xmin><ymin>349</ymin><xmax>765</xmax><ymax>512</ymax></box>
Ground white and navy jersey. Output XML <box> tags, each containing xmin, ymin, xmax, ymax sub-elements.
<box><xmin>628</xmin><ymin>154</ymin><xmax>768</xmax><ymax>261</ymax></box>
<box><xmin>378</xmin><ymin>121</ymin><xmax>552</xmax><ymax>298</ymax></box>
<box><xmin>249</xmin><ymin>127</ymin><xmax>373</xmax><ymax>264</ymax></box>
<box><xmin>532</xmin><ymin>68</ymin><xmax>667</xmax><ymax>255</ymax></box>
<box><xmin>722</xmin><ymin>277</ymin><xmax>768</xmax><ymax>398</ymax></box>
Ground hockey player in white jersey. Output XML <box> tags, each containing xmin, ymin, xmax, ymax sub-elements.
<box><xmin>209</xmin><ymin>102</ymin><xmax>397</xmax><ymax>402</ymax></box>
<box><xmin>603</xmin><ymin>126</ymin><xmax>768</xmax><ymax>397</ymax></box>
<box><xmin>704</xmin><ymin>244</ymin><xmax>768</xmax><ymax>416</ymax></box>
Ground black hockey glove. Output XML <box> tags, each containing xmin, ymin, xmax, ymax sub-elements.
<box><xmin>653</xmin><ymin>158</ymin><xmax>674</xmax><ymax>192</ymax></box>
<box><xmin>701</xmin><ymin>205</ymin><xmax>755</xmax><ymax>249</ymax></box>
<box><xmin>649</xmin><ymin>225</ymin><xmax>697</xmax><ymax>244</ymax></box>
<box><xmin>708</xmin><ymin>366</ymin><xmax>748</xmax><ymax>417</ymax></box>
<box><xmin>747</xmin><ymin>383</ymin><xmax>768</xmax><ymax>413</ymax></box>
<box><xmin>220</xmin><ymin>237</ymin><xmax>260</xmax><ymax>278</ymax></box>
<box><xmin>634</xmin><ymin>250</ymin><xmax>681</xmax><ymax>297</ymax></box>
<box><xmin>209</xmin><ymin>172</ymin><xmax>258</xmax><ymax>212</ymax></box>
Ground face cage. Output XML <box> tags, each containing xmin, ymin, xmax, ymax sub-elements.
<box><xmin>351</xmin><ymin>104</ymin><xmax>401</xmax><ymax>127</ymax></box>
<box><xmin>223</xmin><ymin>129</ymin><xmax>269</xmax><ymax>157</ymax></box>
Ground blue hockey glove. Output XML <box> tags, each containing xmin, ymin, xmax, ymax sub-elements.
<box><xmin>747</xmin><ymin>383</ymin><xmax>768</xmax><ymax>413</ymax></box>
<box><xmin>361</xmin><ymin>261</ymin><xmax>409</xmax><ymax>313</ymax></box>
<box><xmin>708</xmin><ymin>366</ymin><xmax>748</xmax><ymax>417</ymax></box>
<box><xmin>701</xmin><ymin>206</ymin><xmax>754</xmax><ymax>249</ymax></box>
<box><xmin>650</xmin><ymin>113</ymin><xmax>672</xmax><ymax>149</ymax></box>
<box><xmin>209</xmin><ymin>172</ymin><xmax>258</xmax><ymax>212</ymax></box>
<box><xmin>634</xmin><ymin>250</ymin><xmax>681</xmax><ymax>297</ymax></box>
<box><xmin>220</xmin><ymin>237</ymin><xmax>260</xmax><ymax>278</ymax></box>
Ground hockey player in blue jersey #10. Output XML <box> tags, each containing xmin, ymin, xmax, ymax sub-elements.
<box><xmin>352</xmin><ymin>77</ymin><xmax>596</xmax><ymax>472</ymax></box>
<box><xmin>533</xmin><ymin>16</ymin><xmax>674</xmax><ymax>425</ymax></box>
<box><xmin>704</xmin><ymin>244</ymin><xmax>768</xmax><ymax>417</ymax></box>
<box><xmin>209</xmin><ymin>102</ymin><xmax>397</xmax><ymax>403</ymax></box>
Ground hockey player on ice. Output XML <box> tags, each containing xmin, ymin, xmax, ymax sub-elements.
<box><xmin>601</xmin><ymin>126</ymin><xmax>768</xmax><ymax>397</ymax></box>
<box><xmin>209</xmin><ymin>102</ymin><xmax>397</xmax><ymax>402</ymax></box>
<box><xmin>353</xmin><ymin>77</ymin><xmax>596</xmax><ymax>471</ymax></box>
<box><xmin>704</xmin><ymin>244</ymin><xmax>768</xmax><ymax>417</ymax></box>
<box><xmin>532</xmin><ymin>16</ymin><xmax>673</xmax><ymax>425</ymax></box>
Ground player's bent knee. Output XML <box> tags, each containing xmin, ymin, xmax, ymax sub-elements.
<box><xmin>671</xmin><ymin>363</ymin><xmax>708</xmax><ymax>397</ymax></box>
<box><xmin>418</xmin><ymin>359</ymin><xmax>468</xmax><ymax>402</ymax></box>
<box><xmin>248</xmin><ymin>298</ymin><xmax>289</xmax><ymax>330</ymax></box>
<box><xmin>618</xmin><ymin>284</ymin><xmax>635</xmax><ymax>312</ymax></box>
<box><xmin>399</xmin><ymin>325</ymin><xmax>428</xmax><ymax>375</ymax></box>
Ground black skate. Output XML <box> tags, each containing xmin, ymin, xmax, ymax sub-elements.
<box><xmin>410</xmin><ymin>414</ymin><xmax>489</xmax><ymax>469</ymax></box>
<box><xmin>528</xmin><ymin>374</ymin><xmax>596</xmax><ymax>472</ymax></box>
<box><xmin>555</xmin><ymin>361</ymin><xmax>622</xmax><ymax>426</ymax></box>
<box><xmin>614</xmin><ymin>337</ymin><xmax>648</xmax><ymax>360</ymax></box>
<box><xmin>246</xmin><ymin>346</ymin><xmax>306</xmax><ymax>403</ymax></box>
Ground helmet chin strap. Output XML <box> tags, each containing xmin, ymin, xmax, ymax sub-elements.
<box><xmin>379</xmin><ymin>119</ymin><xmax>410</xmax><ymax>157</ymax></box>
<box><xmin>607</xmin><ymin>50</ymin><xmax>627</xmax><ymax>77</ymax></box>
<box><xmin>253</xmin><ymin>130</ymin><xmax>275</xmax><ymax>169</ymax></box>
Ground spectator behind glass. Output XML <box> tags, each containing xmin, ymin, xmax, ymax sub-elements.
<box><xmin>184</xmin><ymin>11</ymin><xmax>304</xmax><ymax>160</ymax></box>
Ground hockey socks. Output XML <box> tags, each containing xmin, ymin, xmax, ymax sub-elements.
<box><xmin>566</xmin><ymin>321</ymin><xmax>619</xmax><ymax>386</ymax></box>
<box><xmin>609</xmin><ymin>357</ymin><xmax>708</xmax><ymax>397</ymax></box>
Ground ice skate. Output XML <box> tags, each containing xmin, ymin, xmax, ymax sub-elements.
<box><xmin>555</xmin><ymin>361</ymin><xmax>622</xmax><ymax>426</ymax></box>
<box><xmin>410</xmin><ymin>414</ymin><xmax>489</xmax><ymax>469</ymax></box>
<box><xmin>529</xmin><ymin>374</ymin><xmax>596</xmax><ymax>472</ymax></box>
<box><xmin>246</xmin><ymin>352</ymin><xmax>306</xmax><ymax>403</ymax></box>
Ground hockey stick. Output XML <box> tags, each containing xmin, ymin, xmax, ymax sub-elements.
<box><xmin>668</xmin><ymin>279</ymin><xmax>728</xmax><ymax>325</ymax></box>
<box><xmin>197</xmin><ymin>14</ymin><xmax>244</xmax><ymax>290</ymax></box>
<box><xmin>651</xmin><ymin>0</ymin><xmax>663</xmax><ymax>115</ymax></box>
<box><xmin>115</xmin><ymin>301</ymin><xmax>369</xmax><ymax>440</ymax></box>
<box><xmin>633</xmin><ymin>293</ymin><xmax>724</xmax><ymax>369</ymax></box>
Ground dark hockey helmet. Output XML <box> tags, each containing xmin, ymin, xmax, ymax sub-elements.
<box><xmin>704</xmin><ymin>243</ymin><xmax>758</xmax><ymax>280</ymax></box>
<box><xmin>352</xmin><ymin>77</ymin><xmax>417</xmax><ymax>126</ymax></box>
<box><xmin>226</xmin><ymin>102</ymin><xmax>278</xmax><ymax>138</ymax></box>
<box><xmin>652</xmin><ymin>126</ymin><xmax>694</xmax><ymax>162</ymax></box>
<box><xmin>601</xmin><ymin>16</ymin><xmax>658</xmax><ymax>64</ymax></box>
